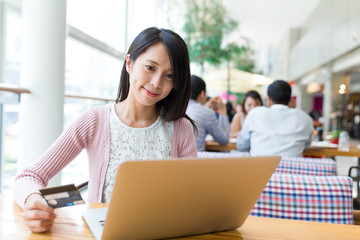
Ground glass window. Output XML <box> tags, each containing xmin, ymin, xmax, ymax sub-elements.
<box><xmin>126</xmin><ymin>0</ymin><xmax>169</xmax><ymax>46</ymax></box>
<box><xmin>2</xmin><ymin>6</ymin><xmax>22</xmax><ymax>193</ymax></box>
<box><xmin>65</xmin><ymin>37</ymin><xmax>122</xmax><ymax>100</ymax></box>
<box><xmin>67</xmin><ymin>0</ymin><xmax>127</xmax><ymax>52</ymax></box>
<box><xmin>4</xmin><ymin>8</ymin><xmax>22</xmax><ymax>85</ymax></box>
<box><xmin>2</xmin><ymin>99</ymin><xmax>20</xmax><ymax>193</ymax></box>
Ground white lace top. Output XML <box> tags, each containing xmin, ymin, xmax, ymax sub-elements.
<box><xmin>102</xmin><ymin>104</ymin><xmax>174</xmax><ymax>202</ymax></box>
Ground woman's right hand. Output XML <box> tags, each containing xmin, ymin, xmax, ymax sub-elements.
<box><xmin>22</xmin><ymin>193</ymin><xmax>57</xmax><ymax>233</ymax></box>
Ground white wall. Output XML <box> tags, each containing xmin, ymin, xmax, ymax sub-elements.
<box><xmin>288</xmin><ymin>0</ymin><xmax>360</xmax><ymax>80</ymax></box>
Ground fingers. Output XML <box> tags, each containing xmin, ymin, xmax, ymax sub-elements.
<box><xmin>22</xmin><ymin>209</ymin><xmax>57</xmax><ymax>220</ymax></box>
<box><xmin>25</xmin><ymin>218</ymin><xmax>55</xmax><ymax>233</ymax></box>
<box><xmin>25</xmin><ymin>198</ymin><xmax>54</xmax><ymax>213</ymax></box>
<box><xmin>23</xmin><ymin>197</ymin><xmax>57</xmax><ymax>233</ymax></box>
<box><xmin>22</xmin><ymin>209</ymin><xmax>56</xmax><ymax>233</ymax></box>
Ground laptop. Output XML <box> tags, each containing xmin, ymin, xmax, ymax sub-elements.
<box><xmin>82</xmin><ymin>156</ymin><xmax>280</xmax><ymax>240</ymax></box>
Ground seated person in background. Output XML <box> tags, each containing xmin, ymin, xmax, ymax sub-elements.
<box><xmin>236</xmin><ymin>80</ymin><xmax>314</xmax><ymax>157</ymax></box>
<box><xmin>186</xmin><ymin>75</ymin><xmax>230</xmax><ymax>151</ymax></box>
<box><xmin>230</xmin><ymin>90</ymin><xmax>263</xmax><ymax>137</ymax></box>
<box><xmin>226</xmin><ymin>101</ymin><xmax>235</xmax><ymax>122</ymax></box>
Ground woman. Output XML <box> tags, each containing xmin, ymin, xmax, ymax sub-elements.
<box><xmin>230</xmin><ymin>90</ymin><xmax>262</xmax><ymax>137</ymax></box>
<box><xmin>14</xmin><ymin>27</ymin><xmax>197</xmax><ymax>233</ymax></box>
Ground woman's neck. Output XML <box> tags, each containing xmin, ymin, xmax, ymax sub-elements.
<box><xmin>115</xmin><ymin>98</ymin><xmax>160</xmax><ymax>128</ymax></box>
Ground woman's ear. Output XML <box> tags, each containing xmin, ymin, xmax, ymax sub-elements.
<box><xmin>126</xmin><ymin>54</ymin><xmax>132</xmax><ymax>73</ymax></box>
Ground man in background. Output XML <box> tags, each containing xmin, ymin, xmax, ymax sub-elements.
<box><xmin>186</xmin><ymin>75</ymin><xmax>230</xmax><ymax>151</ymax></box>
<box><xmin>236</xmin><ymin>80</ymin><xmax>313</xmax><ymax>157</ymax></box>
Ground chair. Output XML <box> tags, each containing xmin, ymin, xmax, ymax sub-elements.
<box><xmin>77</xmin><ymin>181</ymin><xmax>89</xmax><ymax>192</ymax></box>
<box><xmin>354</xmin><ymin>209</ymin><xmax>360</xmax><ymax>225</ymax></box>
<box><xmin>250</xmin><ymin>174</ymin><xmax>354</xmax><ymax>224</ymax></box>
<box><xmin>348</xmin><ymin>166</ymin><xmax>360</xmax><ymax>198</ymax></box>
<box><xmin>277</xmin><ymin>156</ymin><xmax>336</xmax><ymax>176</ymax></box>
<box><xmin>198</xmin><ymin>153</ymin><xmax>336</xmax><ymax>176</ymax></box>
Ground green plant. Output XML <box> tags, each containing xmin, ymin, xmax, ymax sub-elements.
<box><xmin>183</xmin><ymin>0</ymin><xmax>254</xmax><ymax>75</ymax></box>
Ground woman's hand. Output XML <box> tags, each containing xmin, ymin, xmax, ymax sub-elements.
<box><xmin>22</xmin><ymin>193</ymin><xmax>57</xmax><ymax>233</ymax></box>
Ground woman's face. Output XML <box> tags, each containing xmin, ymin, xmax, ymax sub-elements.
<box><xmin>244</xmin><ymin>97</ymin><xmax>261</xmax><ymax>114</ymax></box>
<box><xmin>126</xmin><ymin>42</ymin><xmax>174</xmax><ymax>107</ymax></box>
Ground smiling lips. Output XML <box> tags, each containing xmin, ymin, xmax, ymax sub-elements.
<box><xmin>143</xmin><ymin>87</ymin><xmax>159</xmax><ymax>98</ymax></box>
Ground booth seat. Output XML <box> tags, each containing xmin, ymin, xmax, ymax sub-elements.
<box><xmin>197</xmin><ymin>152</ymin><xmax>336</xmax><ymax>176</ymax></box>
<box><xmin>250</xmin><ymin>174</ymin><xmax>354</xmax><ymax>224</ymax></box>
<box><xmin>277</xmin><ymin>156</ymin><xmax>336</xmax><ymax>176</ymax></box>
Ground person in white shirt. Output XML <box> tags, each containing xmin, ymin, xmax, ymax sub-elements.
<box><xmin>236</xmin><ymin>80</ymin><xmax>314</xmax><ymax>157</ymax></box>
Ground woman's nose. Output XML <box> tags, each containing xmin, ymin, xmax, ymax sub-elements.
<box><xmin>150</xmin><ymin>75</ymin><xmax>162</xmax><ymax>88</ymax></box>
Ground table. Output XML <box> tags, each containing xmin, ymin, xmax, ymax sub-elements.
<box><xmin>1</xmin><ymin>194</ymin><xmax>359</xmax><ymax>240</ymax></box>
<box><xmin>303</xmin><ymin>144</ymin><xmax>360</xmax><ymax>158</ymax></box>
<box><xmin>205</xmin><ymin>141</ymin><xmax>237</xmax><ymax>151</ymax></box>
<box><xmin>206</xmin><ymin>141</ymin><xmax>360</xmax><ymax>158</ymax></box>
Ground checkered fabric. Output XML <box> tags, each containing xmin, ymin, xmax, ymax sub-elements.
<box><xmin>275</xmin><ymin>157</ymin><xmax>336</xmax><ymax>176</ymax></box>
<box><xmin>250</xmin><ymin>174</ymin><xmax>354</xmax><ymax>224</ymax></box>
<box><xmin>198</xmin><ymin>153</ymin><xmax>336</xmax><ymax>176</ymax></box>
<box><xmin>197</xmin><ymin>151</ymin><xmax>250</xmax><ymax>158</ymax></box>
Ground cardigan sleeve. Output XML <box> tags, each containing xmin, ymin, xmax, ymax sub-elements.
<box><xmin>13</xmin><ymin>108</ymin><xmax>98</xmax><ymax>208</ymax></box>
<box><xmin>172</xmin><ymin>118</ymin><xmax>198</xmax><ymax>158</ymax></box>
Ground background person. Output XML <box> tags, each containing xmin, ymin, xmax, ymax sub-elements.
<box><xmin>236</xmin><ymin>80</ymin><xmax>313</xmax><ymax>157</ymax></box>
<box><xmin>230</xmin><ymin>90</ymin><xmax>263</xmax><ymax>137</ymax></box>
<box><xmin>226</xmin><ymin>101</ymin><xmax>236</xmax><ymax>122</ymax></box>
<box><xmin>14</xmin><ymin>27</ymin><xmax>197</xmax><ymax>233</ymax></box>
<box><xmin>186</xmin><ymin>75</ymin><xmax>230</xmax><ymax>151</ymax></box>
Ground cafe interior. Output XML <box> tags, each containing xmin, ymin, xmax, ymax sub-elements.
<box><xmin>0</xmin><ymin>0</ymin><xmax>360</xmax><ymax>239</ymax></box>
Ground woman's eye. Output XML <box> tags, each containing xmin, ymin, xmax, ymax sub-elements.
<box><xmin>145</xmin><ymin>65</ymin><xmax>155</xmax><ymax>71</ymax></box>
<box><xmin>166</xmin><ymin>73</ymin><xmax>174</xmax><ymax>79</ymax></box>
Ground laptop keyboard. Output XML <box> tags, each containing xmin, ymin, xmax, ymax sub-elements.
<box><xmin>99</xmin><ymin>220</ymin><xmax>105</xmax><ymax>227</ymax></box>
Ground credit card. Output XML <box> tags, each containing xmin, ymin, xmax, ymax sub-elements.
<box><xmin>39</xmin><ymin>183</ymin><xmax>85</xmax><ymax>208</ymax></box>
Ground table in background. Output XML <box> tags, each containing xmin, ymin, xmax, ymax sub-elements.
<box><xmin>303</xmin><ymin>144</ymin><xmax>360</xmax><ymax>158</ymax></box>
<box><xmin>205</xmin><ymin>141</ymin><xmax>237</xmax><ymax>152</ymax></box>
<box><xmin>1</xmin><ymin>194</ymin><xmax>359</xmax><ymax>240</ymax></box>
<box><xmin>206</xmin><ymin>141</ymin><xmax>360</xmax><ymax>158</ymax></box>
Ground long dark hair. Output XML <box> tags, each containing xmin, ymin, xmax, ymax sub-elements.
<box><xmin>116</xmin><ymin>27</ymin><xmax>195</xmax><ymax>129</ymax></box>
<box><xmin>241</xmin><ymin>90</ymin><xmax>263</xmax><ymax>114</ymax></box>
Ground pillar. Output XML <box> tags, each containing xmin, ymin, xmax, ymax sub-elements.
<box><xmin>19</xmin><ymin>0</ymin><xmax>66</xmax><ymax>186</ymax></box>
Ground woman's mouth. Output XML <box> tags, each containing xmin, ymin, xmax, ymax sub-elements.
<box><xmin>143</xmin><ymin>87</ymin><xmax>159</xmax><ymax>98</ymax></box>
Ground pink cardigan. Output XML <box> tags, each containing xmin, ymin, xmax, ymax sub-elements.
<box><xmin>13</xmin><ymin>104</ymin><xmax>197</xmax><ymax>208</ymax></box>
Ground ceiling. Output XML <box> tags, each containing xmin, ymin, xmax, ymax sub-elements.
<box><xmin>224</xmin><ymin>0</ymin><xmax>321</xmax><ymax>47</ymax></box>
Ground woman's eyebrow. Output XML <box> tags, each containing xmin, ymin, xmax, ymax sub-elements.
<box><xmin>145</xmin><ymin>59</ymin><xmax>159</xmax><ymax>66</ymax></box>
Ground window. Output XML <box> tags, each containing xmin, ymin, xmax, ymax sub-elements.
<box><xmin>4</xmin><ymin>8</ymin><xmax>22</xmax><ymax>85</ymax></box>
<box><xmin>1</xmin><ymin>4</ymin><xmax>22</xmax><ymax>193</ymax></box>
<box><xmin>0</xmin><ymin>0</ymin><xmax>172</xmax><ymax>192</ymax></box>
<box><xmin>65</xmin><ymin>37</ymin><xmax>122</xmax><ymax>100</ymax></box>
<box><xmin>67</xmin><ymin>0</ymin><xmax>127</xmax><ymax>52</ymax></box>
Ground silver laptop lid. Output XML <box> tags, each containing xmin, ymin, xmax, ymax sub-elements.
<box><xmin>101</xmin><ymin>156</ymin><xmax>280</xmax><ymax>240</ymax></box>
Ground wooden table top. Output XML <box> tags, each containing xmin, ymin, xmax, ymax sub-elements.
<box><xmin>1</xmin><ymin>194</ymin><xmax>359</xmax><ymax>240</ymax></box>
<box><xmin>205</xmin><ymin>141</ymin><xmax>237</xmax><ymax>151</ymax></box>
<box><xmin>303</xmin><ymin>144</ymin><xmax>360</xmax><ymax>157</ymax></box>
<box><xmin>206</xmin><ymin>140</ymin><xmax>360</xmax><ymax>159</ymax></box>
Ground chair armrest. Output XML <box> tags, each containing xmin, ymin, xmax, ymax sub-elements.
<box><xmin>76</xmin><ymin>181</ymin><xmax>89</xmax><ymax>192</ymax></box>
<box><xmin>354</xmin><ymin>210</ymin><xmax>360</xmax><ymax>225</ymax></box>
<box><xmin>348</xmin><ymin>166</ymin><xmax>360</xmax><ymax>178</ymax></box>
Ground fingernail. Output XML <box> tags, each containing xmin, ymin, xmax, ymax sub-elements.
<box><xmin>51</xmin><ymin>213</ymin><xmax>57</xmax><ymax>218</ymax></box>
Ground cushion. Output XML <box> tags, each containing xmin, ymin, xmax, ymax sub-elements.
<box><xmin>276</xmin><ymin>156</ymin><xmax>336</xmax><ymax>176</ymax></box>
<box><xmin>198</xmin><ymin>153</ymin><xmax>336</xmax><ymax>176</ymax></box>
<box><xmin>250</xmin><ymin>174</ymin><xmax>354</xmax><ymax>224</ymax></box>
